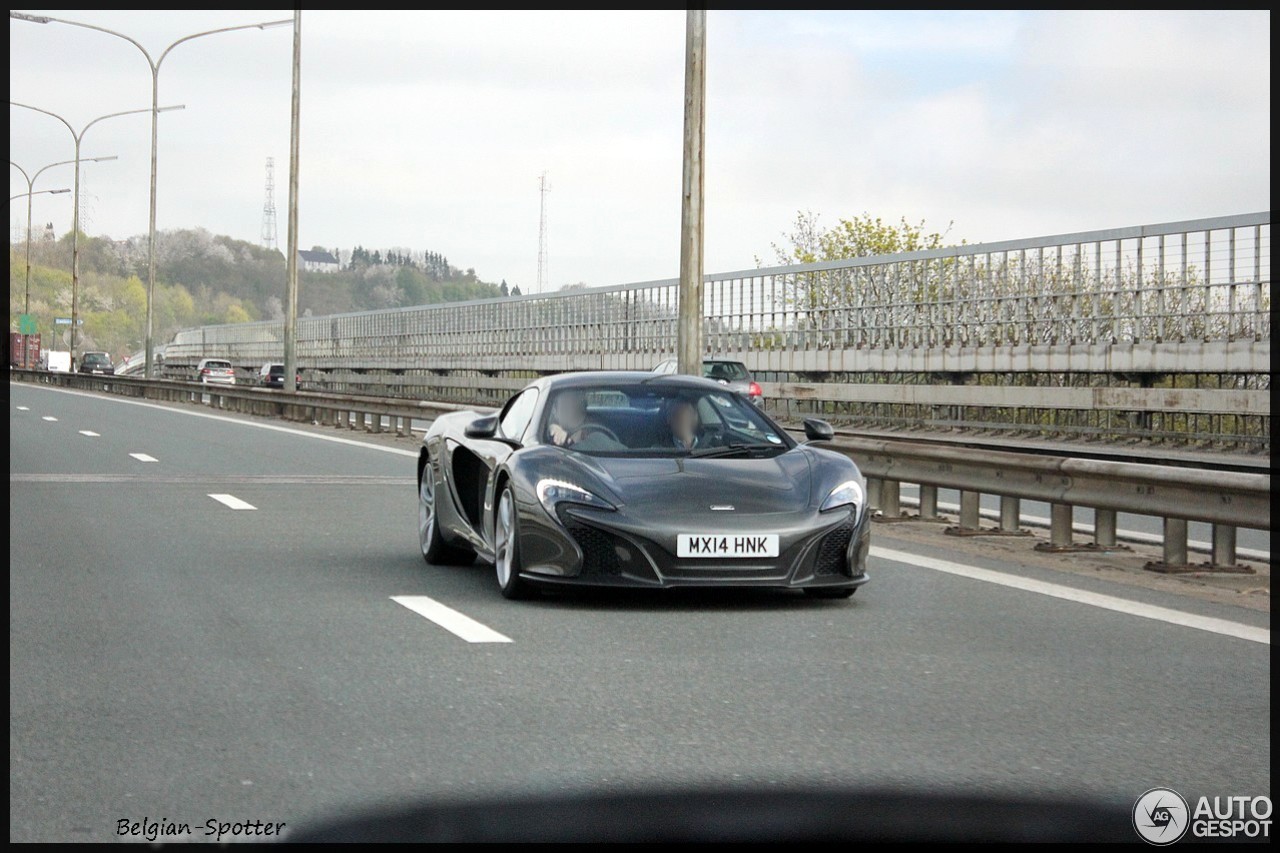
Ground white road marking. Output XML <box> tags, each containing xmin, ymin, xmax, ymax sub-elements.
<box><xmin>14</xmin><ymin>383</ymin><xmax>422</xmax><ymax>457</ymax></box>
<box><xmin>208</xmin><ymin>493</ymin><xmax>257</xmax><ymax>510</ymax></box>
<box><xmin>79</xmin><ymin>430</ymin><xmax>100</xmax><ymax>437</ymax></box>
<box><xmin>16</xmin><ymin>406</ymin><xmax>30</xmax><ymax>411</ymax></box>
<box><xmin>871</xmin><ymin>546</ymin><xmax>1269</xmax><ymax>645</ymax></box>
<box><xmin>42</xmin><ymin>416</ymin><xmax>58</xmax><ymax>421</ymax></box>
<box><xmin>129</xmin><ymin>453</ymin><xmax>158</xmax><ymax>462</ymax></box>
<box><xmin>392</xmin><ymin>595</ymin><xmax>512</xmax><ymax>644</ymax></box>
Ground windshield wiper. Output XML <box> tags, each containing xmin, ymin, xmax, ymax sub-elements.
<box><xmin>687</xmin><ymin>442</ymin><xmax>781</xmax><ymax>459</ymax></box>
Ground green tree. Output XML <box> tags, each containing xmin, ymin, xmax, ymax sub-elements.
<box><xmin>764</xmin><ymin>210</ymin><xmax>954</xmax><ymax>267</ymax></box>
<box><xmin>760</xmin><ymin>211</ymin><xmax>961</xmax><ymax>349</ymax></box>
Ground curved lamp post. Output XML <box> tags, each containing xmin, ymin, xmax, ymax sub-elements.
<box><xmin>8</xmin><ymin>183</ymin><xmax>70</xmax><ymax>368</ymax></box>
<box><xmin>10</xmin><ymin>101</ymin><xmax>183</xmax><ymax>367</ymax></box>
<box><xmin>8</xmin><ymin>187</ymin><xmax>69</xmax><ymax>201</ymax></box>
<box><xmin>11</xmin><ymin>156</ymin><xmax>116</xmax><ymax>315</ymax></box>
<box><xmin>11</xmin><ymin>11</ymin><xmax>292</xmax><ymax>379</ymax></box>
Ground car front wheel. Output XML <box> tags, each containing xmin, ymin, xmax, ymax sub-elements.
<box><xmin>494</xmin><ymin>485</ymin><xmax>534</xmax><ymax>600</ymax></box>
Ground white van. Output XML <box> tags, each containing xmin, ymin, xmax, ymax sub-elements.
<box><xmin>44</xmin><ymin>351</ymin><xmax>71</xmax><ymax>373</ymax></box>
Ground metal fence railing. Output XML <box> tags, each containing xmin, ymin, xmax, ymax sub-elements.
<box><xmin>157</xmin><ymin>212</ymin><xmax>1270</xmax><ymax>449</ymax></box>
<box><xmin>164</xmin><ymin>212</ymin><xmax>1269</xmax><ymax>371</ymax></box>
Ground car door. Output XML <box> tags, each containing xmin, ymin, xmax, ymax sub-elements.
<box><xmin>442</xmin><ymin>388</ymin><xmax>538</xmax><ymax>556</ymax></box>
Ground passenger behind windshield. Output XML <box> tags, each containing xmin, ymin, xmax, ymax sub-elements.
<box><xmin>664</xmin><ymin>399</ymin><xmax>701</xmax><ymax>450</ymax></box>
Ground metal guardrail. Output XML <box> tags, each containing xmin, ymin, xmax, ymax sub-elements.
<box><xmin>11</xmin><ymin>369</ymin><xmax>472</xmax><ymax>438</ymax></box>
<box><xmin>11</xmin><ymin>368</ymin><xmax>1268</xmax><ymax>571</ymax></box>
<box><xmin>837</xmin><ymin>434</ymin><xmax>1269</xmax><ymax>571</ymax></box>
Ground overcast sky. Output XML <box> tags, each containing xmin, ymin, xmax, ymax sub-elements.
<box><xmin>9</xmin><ymin>9</ymin><xmax>1271</xmax><ymax>292</ymax></box>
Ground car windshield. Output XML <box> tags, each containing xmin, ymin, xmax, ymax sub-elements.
<box><xmin>702</xmin><ymin>361</ymin><xmax>749</xmax><ymax>381</ymax></box>
<box><xmin>206</xmin><ymin>362</ymin><xmax>231</xmax><ymax>370</ymax></box>
<box><xmin>540</xmin><ymin>383</ymin><xmax>789</xmax><ymax>456</ymax></box>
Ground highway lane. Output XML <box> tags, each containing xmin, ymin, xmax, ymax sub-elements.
<box><xmin>9</xmin><ymin>382</ymin><xmax>1271</xmax><ymax>842</ymax></box>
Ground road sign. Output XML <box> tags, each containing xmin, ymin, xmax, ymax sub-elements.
<box><xmin>53</xmin><ymin>318</ymin><xmax>83</xmax><ymax>326</ymax></box>
<box><xmin>19</xmin><ymin>314</ymin><xmax>37</xmax><ymax>335</ymax></box>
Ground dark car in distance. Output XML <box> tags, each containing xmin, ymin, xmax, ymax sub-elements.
<box><xmin>78</xmin><ymin>351</ymin><xmax>114</xmax><ymax>375</ymax></box>
<box><xmin>258</xmin><ymin>362</ymin><xmax>301</xmax><ymax>389</ymax></box>
<box><xmin>417</xmin><ymin>371</ymin><xmax>870</xmax><ymax>600</ymax></box>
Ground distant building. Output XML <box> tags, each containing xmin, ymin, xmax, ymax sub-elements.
<box><xmin>298</xmin><ymin>249</ymin><xmax>340</xmax><ymax>273</ymax></box>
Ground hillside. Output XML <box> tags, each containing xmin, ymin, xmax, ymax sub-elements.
<box><xmin>9</xmin><ymin>228</ymin><xmax>507</xmax><ymax>359</ymax></box>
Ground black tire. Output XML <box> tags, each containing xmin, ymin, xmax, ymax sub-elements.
<box><xmin>494</xmin><ymin>484</ymin><xmax>534</xmax><ymax>600</ymax></box>
<box><xmin>419</xmin><ymin>464</ymin><xmax>474</xmax><ymax>566</ymax></box>
<box><xmin>804</xmin><ymin>586</ymin><xmax>856</xmax><ymax>599</ymax></box>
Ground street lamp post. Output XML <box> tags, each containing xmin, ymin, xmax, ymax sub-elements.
<box><xmin>677</xmin><ymin>10</ymin><xmax>707</xmax><ymax>377</ymax></box>
<box><xmin>8</xmin><ymin>188</ymin><xmax>67</xmax><ymax>201</ymax></box>
<box><xmin>284</xmin><ymin>10</ymin><xmax>301</xmax><ymax>393</ymax></box>
<box><xmin>10</xmin><ymin>101</ymin><xmax>182</xmax><ymax>369</ymax></box>
<box><xmin>8</xmin><ymin>184</ymin><xmax>69</xmax><ymax>368</ymax></box>
<box><xmin>11</xmin><ymin>156</ymin><xmax>117</xmax><ymax>315</ymax></box>
<box><xmin>11</xmin><ymin>11</ymin><xmax>293</xmax><ymax>379</ymax></box>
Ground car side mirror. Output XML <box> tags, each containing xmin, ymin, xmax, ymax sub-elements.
<box><xmin>802</xmin><ymin>418</ymin><xmax>834</xmax><ymax>443</ymax></box>
<box><xmin>464</xmin><ymin>414</ymin><xmax>500</xmax><ymax>440</ymax></box>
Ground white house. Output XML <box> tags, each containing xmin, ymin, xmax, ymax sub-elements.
<box><xmin>298</xmin><ymin>249</ymin><xmax>340</xmax><ymax>273</ymax></box>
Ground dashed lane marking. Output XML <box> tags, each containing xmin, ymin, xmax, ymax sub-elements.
<box><xmin>391</xmin><ymin>595</ymin><xmax>513</xmax><ymax>644</ymax></box>
<box><xmin>208</xmin><ymin>493</ymin><xmax>257</xmax><ymax>510</ymax></box>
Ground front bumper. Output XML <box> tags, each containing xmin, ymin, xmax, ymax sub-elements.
<box><xmin>520</xmin><ymin>503</ymin><xmax>870</xmax><ymax>591</ymax></box>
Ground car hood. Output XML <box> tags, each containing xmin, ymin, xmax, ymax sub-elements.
<box><xmin>574</xmin><ymin>451</ymin><xmax>813</xmax><ymax>515</ymax></box>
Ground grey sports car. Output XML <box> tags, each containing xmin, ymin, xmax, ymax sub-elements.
<box><xmin>417</xmin><ymin>371</ymin><xmax>871</xmax><ymax>600</ymax></box>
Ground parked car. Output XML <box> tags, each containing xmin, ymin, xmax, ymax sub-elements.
<box><xmin>78</xmin><ymin>351</ymin><xmax>115</xmax><ymax>376</ymax></box>
<box><xmin>258</xmin><ymin>362</ymin><xmax>302</xmax><ymax>389</ymax></box>
<box><xmin>652</xmin><ymin>358</ymin><xmax>763</xmax><ymax>406</ymax></box>
<box><xmin>195</xmin><ymin>358</ymin><xmax>236</xmax><ymax>385</ymax></box>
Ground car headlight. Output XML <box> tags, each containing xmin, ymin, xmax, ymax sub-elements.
<box><xmin>536</xmin><ymin>478</ymin><xmax>616</xmax><ymax>515</ymax></box>
<box><xmin>821</xmin><ymin>480</ymin><xmax>865</xmax><ymax>518</ymax></box>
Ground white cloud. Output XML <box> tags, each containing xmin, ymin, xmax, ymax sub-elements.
<box><xmin>9</xmin><ymin>9</ymin><xmax>1270</xmax><ymax>294</ymax></box>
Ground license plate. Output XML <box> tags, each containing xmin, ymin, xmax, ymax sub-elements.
<box><xmin>677</xmin><ymin>533</ymin><xmax>779</xmax><ymax>558</ymax></box>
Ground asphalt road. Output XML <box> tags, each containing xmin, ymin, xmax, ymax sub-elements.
<box><xmin>9</xmin><ymin>382</ymin><xmax>1271</xmax><ymax>842</ymax></box>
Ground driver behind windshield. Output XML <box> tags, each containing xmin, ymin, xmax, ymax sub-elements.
<box><xmin>548</xmin><ymin>390</ymin><xmax>590</xmax><ymax>447</ymax></box>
